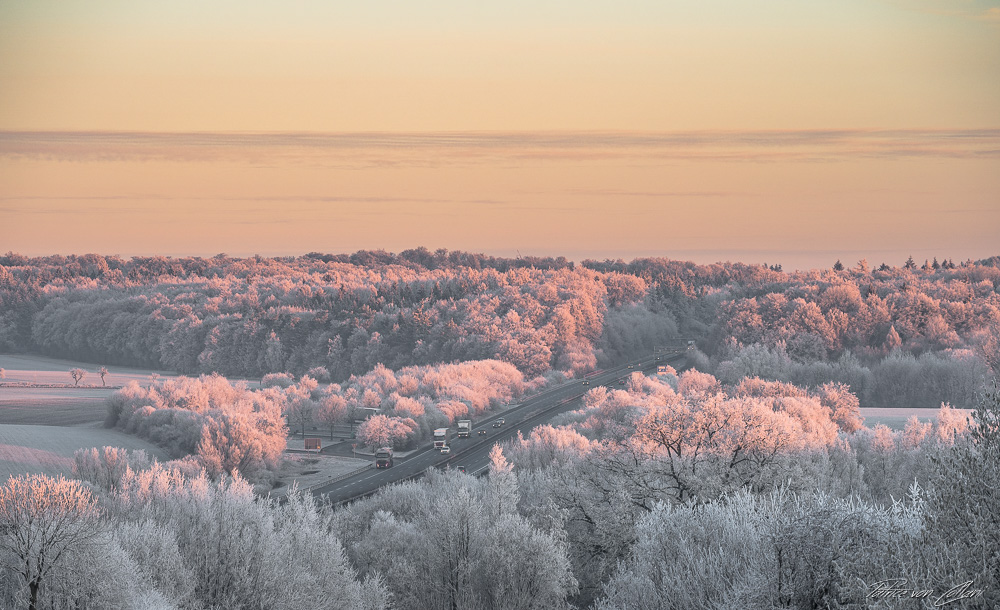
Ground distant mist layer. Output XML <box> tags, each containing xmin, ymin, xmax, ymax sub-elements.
<box><xmin>3</xmin><ymin>129</ymin><xmax>998</xmax><ymax>270</ymax></box>
<box><xmin>3</xmin><ymin>129</ymin><xmax>1000</xmax><ymax>163</ymax></box>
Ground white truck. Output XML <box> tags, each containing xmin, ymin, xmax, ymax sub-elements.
<box><xmin>457</xmin><ymin>420</ymin><xmax>472</xmax><ymax>438</ymax></box>
<box><xmin>433</xmin><ymin>428</ymin><xmax>449</xmax><ymax>450</ymax></box>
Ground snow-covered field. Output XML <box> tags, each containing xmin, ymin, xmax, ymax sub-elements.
<box><xmin>0</xmin><ymin>388</ymin><xmax>113</xmax><ymax>425</ymax></box>
<box><xmin>0</xmin><ymin>354</ymin><xmax>183</xmax><ymax>426</ymax></box>
<box><xmin>0</xmin><ymin>423</ymin><xmax>168</xmax><ymax>482</ymax></box>
<box><xmin>859</xmin><ymin>407</ymin><xmax>973</xmax><ymax>431</ymax></box>
<box><xmin>0</xmin><ymin>354</ymin><xmax>175</xmax><ymax>480</ymax></box>
<box><xmin>0</xmin><ymin>353</ymin><xmax>174</xmax><ymax>386</ymax></box>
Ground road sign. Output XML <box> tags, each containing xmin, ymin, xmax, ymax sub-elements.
<box><xmin>304</xmin><ymin>438</ymin><xmax>321</xmax><ymax>451</ymax></box>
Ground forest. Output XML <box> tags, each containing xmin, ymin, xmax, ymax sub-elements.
<box><xmin>1</xmin><ymin>250</ymin><xmax>999</xmax><ymax>609</ymax></box>
<box><xmin>1</xmin><ymin>250</ymin><xmax>997</xmax><ymax>407</ymax></box>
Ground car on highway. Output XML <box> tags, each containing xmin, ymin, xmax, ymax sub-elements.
<box><xmin>627</xmin><ymin>363</ymin><xmax>633</xmax><ymax>369</ymax></box>
<box><xmin>582</xmin><ymin>380</ymin><xmax>590</xmax><ymax>385</ymax></box>
<box><xmin>478</xmin><ymin>429</ymin><xmax>487</xmax><ymax>436</ymax></box>
<box><xmin>458</xmin><ymin>466</ymin><xmax>466</xmax><ymax>473</ymax></box>
<box><xmin>440</xmin><ymin>445</ymin><xmax>451</xmax><ymax>454</ymax></box>
<box><xmin>618</xmin><ymin>378</ymin><xmax>626</xmax><ymax>385</ymax></box>
<box><xmin>492</xmin><ymin>418</ymin><xmax>505</xmax><ymax>427</ymax></box>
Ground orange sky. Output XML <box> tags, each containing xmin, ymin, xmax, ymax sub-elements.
<box><xmin>1</xmin><ymin>1</ymin><xmax>998</xmax><ymax>269</ymax></box>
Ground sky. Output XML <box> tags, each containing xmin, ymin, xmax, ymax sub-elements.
<box><xmin>1</xmin><ymin>0</ymin><xmax>998</xmax><ymax>270</ymax></box>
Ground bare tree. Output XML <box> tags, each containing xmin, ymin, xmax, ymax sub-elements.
<box><xmin>69</xmin><ymin>368</ymin><xmax>86</xmax><ymax>386</ymax></box>
<box><xmin>98</xmin><ymin>366</ymin><xmax>109</xmax><ymax>387</ymax></box>
<box><xmin>0</xmin><ymin>475</ymin><xmax>103</xmax><ymax>610</ymax></box>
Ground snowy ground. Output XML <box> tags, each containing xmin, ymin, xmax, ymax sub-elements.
<box><xmin>0</xmin><ymin>387</ymin><xmax>114</xmax><ymax>426</ymax></box>
<box><xmin>269</xmin><ymin>453</ymin><xmax>371</xmax><ymax>497</ymax></box>
<box><xmin>0</xmin><ymin>353</ymin><xmax>175</xmax><ymax>386</ymax></box>
<box><xmin>0</xmin><ymin>422</ymin><xmax>168</xmax><ymax>482</ymax></box>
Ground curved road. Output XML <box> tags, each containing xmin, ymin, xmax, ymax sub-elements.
<box><xmin>313</xmin><ymin>352</ymin><xmax>687</xmax><ymax>505</ymax></box>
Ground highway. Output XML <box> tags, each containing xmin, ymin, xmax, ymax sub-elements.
<box><xmin>313</xmin><ymin>351</ymin><xmax>687</xmax><ymax>505</ymax></box>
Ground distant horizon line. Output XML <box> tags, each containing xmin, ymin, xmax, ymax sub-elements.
<box><xmin>4</xmin><ymin>127</ymin><xmax>999</xmax><ymax>138</ymax></box>
<box><xmin>5</xmin><ymin>248</ymin><xmax>995</xmax><ymax>270</ymax></box>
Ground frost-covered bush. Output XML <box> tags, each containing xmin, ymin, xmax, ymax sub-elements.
<box><xmin>261</xmin><ymin>372</ymin><xmax>295</xmax><ymax>388</ymax></box>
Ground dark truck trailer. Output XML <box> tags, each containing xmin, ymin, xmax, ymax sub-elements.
<box><xmin>375</xmin><ymin>447</ymin><xmax>394</xmax><ymax>468</ymax></box>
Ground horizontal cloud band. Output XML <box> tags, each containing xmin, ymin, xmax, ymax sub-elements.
<box><xmin>2</xmin><ymin>129</ymin><xmax>999</xmax><ymax>165</ymax></box>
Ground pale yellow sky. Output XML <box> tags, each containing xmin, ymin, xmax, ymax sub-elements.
<box><xmin>1</xmin><ymin>1</ymin><xmax>998</xmax><ymax>267</ymax></box>
<box><xmin>2</xmin><ymin>0</ymin><xmax>998</xmax><ymax>131</ymax></box>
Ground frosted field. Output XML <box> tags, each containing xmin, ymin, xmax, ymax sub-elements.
<box><xmin>859</xmin><ymin>407</ymin><xmax>973</xmax><ymax>431</ymax></box>
<box><xmin>0</xmin><ymin>388</ymin><xmax>113</xmax><ymax>425</ymax></box>
<box><xmin>0</xmin><ymin>423</ymin><xmax>168</xmax><ymax>482</ymax></box>
<box><xmin>2</xmin><ymin>354</ymin><xmax>183</xmax><ymax>426</ymax></box>
<box><xmin>0</xmin><ymin>353</ymin><xmax>174</xmax><ymax>386</ymax></box>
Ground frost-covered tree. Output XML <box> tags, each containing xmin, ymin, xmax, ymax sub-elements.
<box><xmin>484</xmin><ymin>444</ymin><xmax>518</xmax><ymax>520</ymax></box>
<box><xmin>900</xmin><ymin>415</ymin><xmax>931</xmax><ymax>449</ymax></box>
<box><xmin>285</xmin><ymin>375</ymin><xmax>319</xmax><ymax>437</ymax></box>
<box><xmin>104</xmin><ymin>375</ymin><xmax>287</xmax><ymax>479</ymax></box>
<box><xmin>264</xmin><ymin>330</ymin><xmax>285</xmax><ymax>373</ymax></box>
<box><xmin>317</xmin><ymin>391</ymin><xmax>349</xmax><ymax>439</ymax></box>
<box><xmin>73</xmin><ymin>446</ymin><xmax>153</xmax><ymax>492</ymax></box>
<box><xmin>932</xmin><ymin>402</ymin><xmax>970</xmax><ymax>445</ymax></box>
<box><xmin>595</xmin><ymin>489</ymin><xmax>923</xmax><ymax>610</ymax></box>
<box><xmin>922</xmin><ymin>382</ymin><xmax>1000</xmax><ymax>604</ymax></box>
<box><xmin>340</xmin><ymin>469</ymin><xmax>575</xmax><ymax>610</ymax></box>
<box><xmin>0</xmin><ymin>475</ymin><xmax>103</xmax><ymax>610</ymax></box>
<box><xmin>356</xmin><ymin>414</ymin><xmax>417</xmax><ymax>450</ymax></box>
<box><xmin>106</xmin><ymin>467</ymin><xmax>385</xmax><ymax>610</ymax></box>
<box><xmin>262</xmin><ymin>372</ymin><xmax>295</xmax><ymax>389</ymax></box>
<box><xmin>812</xmin><ymin>382</ymin><xmax>863</xmax><ymax>433</ymax></box>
